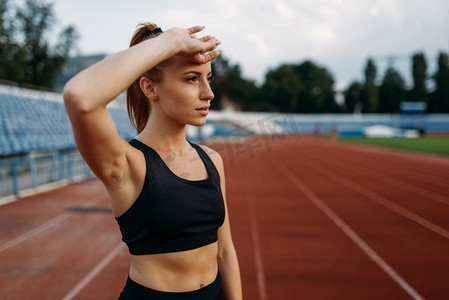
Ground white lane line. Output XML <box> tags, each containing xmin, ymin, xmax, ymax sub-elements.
<box><xmin>277</xmin><ymin>163</ymin><xmax>424</xmax><ymax>300</ymax></box>
<box><xmin>0</xmin><ymin>214</ymin><xmax>69</xmax><ymax>253</ymax></box>
<box><xmin>0</xmin><ymin>195</ymin><xmax>105</xmax><ymax>253</ymax></box>
<box><xmin>321</xmin><ymin>142</ymin><xmax>449</xmax><ymax>188</ymax></box>
<box><xmin>62</xmin><ymin>243</ymin><xmax>125</xmax><ymax>300</ymax></box>
<box><xmin>306</xmin><ymin>160</ymin><xmax>449</xmax><ymax>240</ymax></box>
<box><xmin>327</xmin><ymin>139</ymin><xmax>449</xmax><ymax>169</ymax></box>
<box><xmin>315</xmin><ymin>155</ymin><xmax>449</xmax><ymax>206</ymax></box>
<box><xmin>340</xmin><ymin>156</ymin><xmax>449</xmax><ymax>189</ymax></box>
<box><xmin>248</xmin><ymin>188</ymin><xmax>268</xmax><ymax>300</ymax></box>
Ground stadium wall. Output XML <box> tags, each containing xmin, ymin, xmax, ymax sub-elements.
<box><xmin>1</xmin><ymin>84</ymin><xmax>448</xmax><ymax>199</ymax></box>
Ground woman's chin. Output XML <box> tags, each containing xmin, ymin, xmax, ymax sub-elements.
<box><xmin>188</xmin><ymin>118</ymin><xmax>207</xmax><ymax>127</ymax></box>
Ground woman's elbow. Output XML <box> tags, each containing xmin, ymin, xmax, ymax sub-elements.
<box><xmin>63</xmin><ymin>80</ymin><xmax>90</xmax><ymax>114</ymax></box>
<box><xmin>218</xmin><ymin>243</ymin><xmax>238</xmax><ymax>261</ymax></box>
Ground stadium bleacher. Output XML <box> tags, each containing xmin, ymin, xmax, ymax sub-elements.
<box><xmin>273</xmin><ymin>114</ymin><xmax>449</xmax><ymax>137</ymax></box>
<box><xmin>0</xmin><ymin>87</ymin><xmax>141</xmax><ymax>198</ymax></box>
<box><xmin>0</xmin><ymin>90</ymin><xmax>136</xmax><ymax>156</ymax></box>
<box><xmin>0</xmin><ymin>87</ymin><xmax>247</xmax><ymax>157</ymax></box>
<box><xmin>0</xmin><ymin>86</ymin><xmax>246</xmax><ymax>198</ymax></box>
<box><xmin>2</xmin><ymin>85</ymin><xmax>449</xmax><ymax>157</ymax></box>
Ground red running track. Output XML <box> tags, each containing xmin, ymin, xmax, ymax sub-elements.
<box><xmin>1</xmin><ymin>135</ymin><xmax>448</xmax><ymax>299</ymax></box>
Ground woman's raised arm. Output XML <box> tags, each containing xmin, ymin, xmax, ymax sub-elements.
<box><xmin>63</xmin><ymin>26</ymin><xmax>220</xmax><ymax>187</ymax></box>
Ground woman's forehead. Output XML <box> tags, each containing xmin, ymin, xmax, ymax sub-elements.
<box><xmin>168</xmin><ymin>56</ymin><xmax>212</xmax><ymax>73</ymax></box>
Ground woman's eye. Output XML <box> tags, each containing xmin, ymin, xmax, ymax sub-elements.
<box><xmin>207</xmin><ymin>76</ymin><xmax>214</xmax><ymax>83</ymax></box>
<box><xmin>187</xmin><ymin>76</ymin><xmax>198</xmax><ymax>82</ymax></box>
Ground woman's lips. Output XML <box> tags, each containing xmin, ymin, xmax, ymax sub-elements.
<box><xmin>196</xmin><ymin>106</ymin><xmax>209</xmax><ymax>116</ymax></box>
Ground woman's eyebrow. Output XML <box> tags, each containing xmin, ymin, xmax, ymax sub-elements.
<box><xmin>182</xmin><ymin>70</ymin><xmax>213</xmax><ymax>76</ymax></box>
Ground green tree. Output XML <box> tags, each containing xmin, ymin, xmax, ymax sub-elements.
<box><xmin>263</xmin><ymin>64</ymin><xmax>302</xmax><ymax>112</ymax></box>
<box><xmin>363</xmin><ymin>58</ymin><xmax>379</xmax><ymax>112</ymax></box>
<box><xmin>379</xmin><ymin>66</ymin><xmax>406</xmax><ymax>113</ymax></box>
<box><xmin>263</xmin><ymin>60</ymin><xmax>337</xmax><ymax>113</ymax></box>
<box><xmin>16</xmin><ymin>0</ymin><xmax>78</xmax><ymax>88</ymax></box>
<box><xmin>431</xmin><ymin>52</ymin><xmax>449</xmax><ymax>112</ymax></box>
<box><xmin>295</xmin><ymin>61</ymin><xmax>337</xmax><ymax>113</ymax></box>
<box><xmin>410</xmin><ymin>52</ymin><xmax>428</xmax><ymax>103</ymax></box>
<box><xmin>0</xmin><ymin>0</ymin><xmax>25</xmax><ymax>82</ymax></box>
<box><xmin>343</xmin><ymin>81</ymin><xmax>364</xmax><ymax>113</ymax></box>
<box><xmin>0</xmin><ymin>0</ymin><xmax>78</xmax><ymax>88</ymax></box>
<box><xmin>211</xmin><ymin>54</ymin><xmax>261</xmax><ymax>111</ymax></box>
<box><xmin>227</xmin><ymin>72</ymin><xmax>261</xmax><ymax>111</ymax></box>
<box><xmin>210</xmin><ymin>54</ymin><xmax>230</xmax><ymax>109</ymax></box>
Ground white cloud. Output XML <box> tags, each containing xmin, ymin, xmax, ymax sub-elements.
<box><xmin>272</xmin><ymin>0</ymin><xmax>296</xmax><ymax>20</ymax></box>
<box><xmin>53</xmin><ymin>0</ymin><xmax>449</xmax><ymax>88</ymax></box>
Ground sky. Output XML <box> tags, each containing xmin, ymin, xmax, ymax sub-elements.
<box><xmin>49</xmin><ymin>0</ymin><xmax>449</xmax><ymax>90</ymax></box>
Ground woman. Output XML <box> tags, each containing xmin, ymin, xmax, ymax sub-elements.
<box><xmin>63</xmin><ymin>23</ymin><xmax>242</xmax><ymax>299</ymax></box>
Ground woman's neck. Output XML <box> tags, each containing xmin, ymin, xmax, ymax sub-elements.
<box><xmin>137</xmin><ymin>115</ymin><xmax>189</xmax><ymax>153</ymax></box>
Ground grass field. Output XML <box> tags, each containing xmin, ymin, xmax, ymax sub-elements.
<box><xmin>339</xmin><ymin>136</ymin><xmax>449</xmax><ymax>156</ymax></box>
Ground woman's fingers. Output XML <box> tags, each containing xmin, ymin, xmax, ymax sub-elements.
<box><xmin>172</xmin><ymin>26</ymin><xmax>221</xmax><ymax>63</ymax></box>
<box><xmin>186</xmin><ymin>36</ymin><xmax>220</xmax><ymax>57</ymax></box>
<box><xmin>206</xmin><ymin>49</ymin><xmax>221</xmax><ymax>61</ymax></box>
<box><xmin>187</xmin><ymin>25</ymin><xmax>206</xmax><ymax>35</ymax></box>
<box><xmin>198</xmin><ymin>35</ymin><xmax>214</xmax><ymax>42</ymax></box>
<box><xmin>193</xmin><ymin>50</ymin><xmax>221</xmax><ymax>64</ymax></box>
<box><xmin>197</xmin><ymin>35</ymin><xmax>221</xmax><ymax>52</ymax></box>
<box><xmin>197</xmin><ymin>35</ymin><xmax>221</xmax><ymax>45</ymax></box>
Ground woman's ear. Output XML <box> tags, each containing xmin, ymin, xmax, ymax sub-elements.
<box><xmin>139</xmin><ymin>76</ymin><xmax>158</xmax><ymax>102</ymax></box>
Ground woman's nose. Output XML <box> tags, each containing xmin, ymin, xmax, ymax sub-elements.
<box><xmin>200</xmin><ymin>81</ymin><xmax>214</xmax><ymax>101</ymax></box>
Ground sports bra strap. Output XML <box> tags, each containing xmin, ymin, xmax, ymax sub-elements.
<box><xmin>188</xmin><ymin>142</ymin><xmax>221</xmax><ymax>186</ymax></box>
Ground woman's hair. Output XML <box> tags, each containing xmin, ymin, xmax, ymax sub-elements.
<box><xmin>127</xmin><ymin>22</ymin><xmax>164</xmax><ymax>133</ymax></box>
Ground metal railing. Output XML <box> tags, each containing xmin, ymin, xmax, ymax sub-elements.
<box><xmin>0</xmin><ymin>150</ymin><xmax>93</xmax><ymax>199</ymax></box>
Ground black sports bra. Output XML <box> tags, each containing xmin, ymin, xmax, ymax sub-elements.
<box><xmin>115</xmin><ymin>139</ymin><xmax>225</xmax><ymax>255</ymax></box>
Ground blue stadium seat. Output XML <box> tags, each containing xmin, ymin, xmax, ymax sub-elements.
<box><xmin>0</xmin><ymin>90</ymin><xmax>140</xmax><ymax>156</ymax></box>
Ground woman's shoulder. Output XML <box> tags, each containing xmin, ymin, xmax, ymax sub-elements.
<box><xmin>198</xmin><ymin>144</ymin><xmax>224</xmax><ymax>173</ymax></box>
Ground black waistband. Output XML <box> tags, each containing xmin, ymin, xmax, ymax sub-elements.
<box><xmin>119</xmin><ymin>271</ymin><xmax>223</xmax><ymax>300</ymax></box>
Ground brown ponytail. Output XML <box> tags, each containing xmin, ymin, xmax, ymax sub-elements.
<box><xmin>127</xmin><ymin>22</ymin><xmax>164</xmax><ymax>134</ymax></box>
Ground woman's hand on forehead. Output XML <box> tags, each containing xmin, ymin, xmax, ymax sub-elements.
<box><xmin>165</xmin><ymin>26</ymin><xmax>221</xmax><ymax>64</ymax></box>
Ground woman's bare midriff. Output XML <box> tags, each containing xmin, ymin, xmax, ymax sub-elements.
<box><xmin>128</xmin><ymin>241</ymin><xmax>219</xmax><ymax>292</ymax></box>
